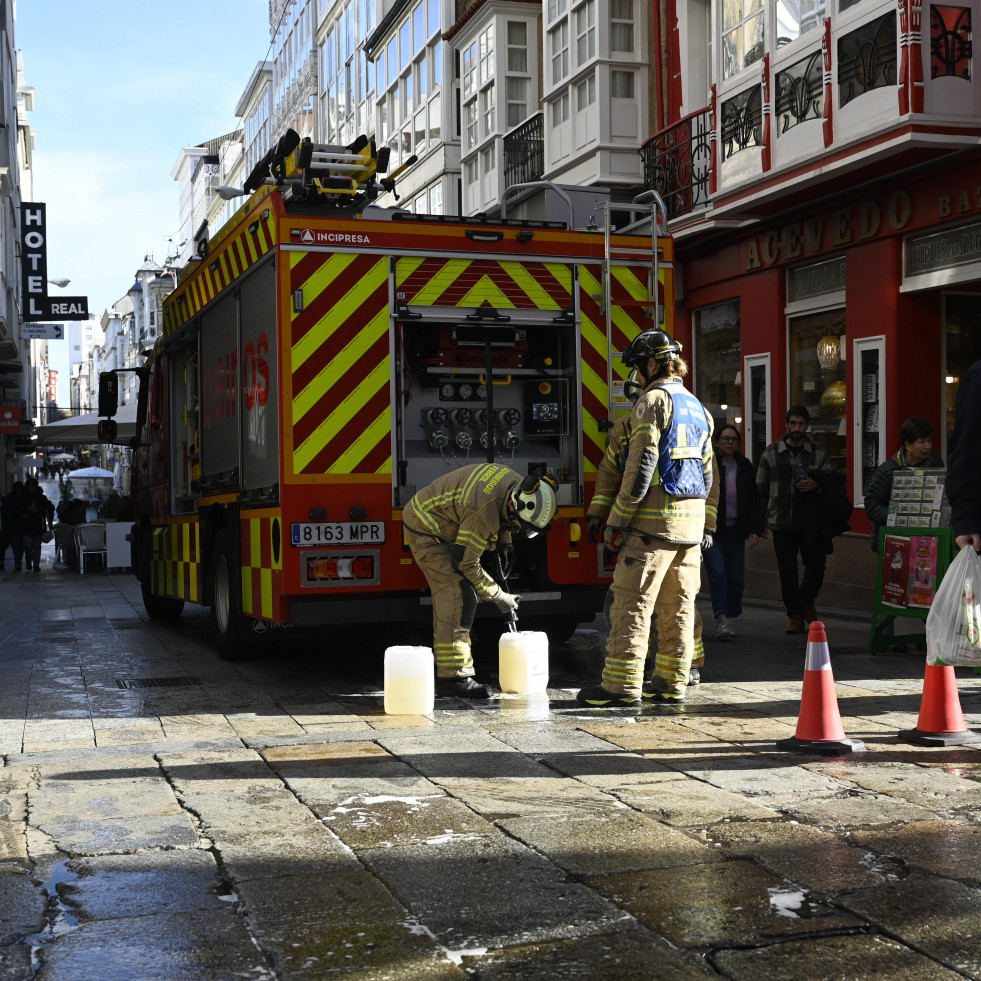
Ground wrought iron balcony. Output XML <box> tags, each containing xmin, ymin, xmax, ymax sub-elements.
<box><xmin>503</xmin><ymin>112</ymin><xmax>544</xmax><ymax>188</ymax></box>
<box><xmin>639</xmin><ymin>107</ymin><xmax>713</xmax><ymax>220</ymax></box>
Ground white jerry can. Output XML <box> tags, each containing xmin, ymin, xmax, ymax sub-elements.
<box><xmin>498</xmin><ymin>630</ymin><xmax>549</xmax><ymax>694</ymax></box>
<box><xmin>384</xmin><ymin>646</ymin><xmax>435</xmax><ymax>714</ymax></box>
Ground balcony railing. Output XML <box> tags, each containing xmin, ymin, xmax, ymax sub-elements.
<box><xmin>503</xmin><ymin>112</ymin><xmax>544</xmax><ymax>188</ymax></box>
<box><xmin>639</xmin><ymin>107</ymin><xmax>712</xmax><ymax>220</ymax></box>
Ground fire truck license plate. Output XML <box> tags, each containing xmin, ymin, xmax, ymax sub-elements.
<box><xmin>291</xmin><ymin>522</ymin><xmax>386</xmax><ymax>546</ymax></box>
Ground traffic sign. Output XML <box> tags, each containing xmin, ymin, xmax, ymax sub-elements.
<box><xmin>21</xmin><ymin>323</ymin><xmax>64</xmax><ymax>340</ymax></box>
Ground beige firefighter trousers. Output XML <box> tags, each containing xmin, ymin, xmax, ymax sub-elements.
<box><xmin>404</xmin><ymin>527</ymin><xmax>479</xmax><ymax>678</ymax></box>
<box><xmin>601</xmin><ymin>531</ymin><xmax>701</xmax><ymax>697</ymax></box>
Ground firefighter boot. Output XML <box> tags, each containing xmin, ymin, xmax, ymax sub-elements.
<box><xmin>436</xmin><ymin>676</ymin><xmax>493</xmax><ymax>699</ymax></box>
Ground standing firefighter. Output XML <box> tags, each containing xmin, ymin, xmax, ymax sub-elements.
<box><xmin>577</xmin><ymin>330</ymin><xmax>714</xmax><ymax>707</ymax></box>
<box><xmin>587</xmin><ymin>369</ymin><xmax>719</xmax><ymax>688</ymax></box>
<box><xmin>403</xmin><ymin>463</ymin><xmax>558</xmax><ymax>698</ymax></box>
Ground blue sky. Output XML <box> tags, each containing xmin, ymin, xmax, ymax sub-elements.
<box><xmin>16</xmin><ymin>0</ymin><xmax>271</xmax><ymax>404</ymax></box>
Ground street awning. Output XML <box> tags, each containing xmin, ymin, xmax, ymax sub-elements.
<box><xmin>33</xmin><ymin>402</ymin><xmax>138</xmax><ymax>446</ymax></box>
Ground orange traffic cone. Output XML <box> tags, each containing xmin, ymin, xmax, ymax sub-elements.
<box><xmin>776</xmin><ymin>621</ymin><xmax>865</xmax><ymax>755</ymax></box>
<box><xmin>898</xmin><ymin>663</ymin><xmax>981</xmax><ymax>746</ymax></box>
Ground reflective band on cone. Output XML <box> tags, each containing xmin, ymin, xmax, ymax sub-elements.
<box><xmin>776</xmin><ymin>621</ymin><xmax>865</xmax><ymax>756</ymax></box>
<box><xmin>898</xmin><ymin>663</ymin><xmax>981</xmax><ymax>747</ymax></box>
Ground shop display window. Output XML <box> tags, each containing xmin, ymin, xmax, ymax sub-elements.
<box><xmin>944</xmin><ymin>294</ymin><xmax>981</xmax><ymax>442</ymax></box>
<box><xmin>789</xmin><ymin>310</ymin><xmax>846</xmax><ymax>472</ymax></box>
<box><xmin>694</xmin><ymin>300</ymin><xmax>742</xmax><ymax>431</ymax></box>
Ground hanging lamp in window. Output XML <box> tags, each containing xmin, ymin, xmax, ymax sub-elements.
<box><xmin>816</xmin><ymin>330</ymin><xmax>841</xmax><ymax>369</ymax></box>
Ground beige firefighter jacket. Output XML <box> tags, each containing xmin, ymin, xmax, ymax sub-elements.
<box><xmin>606</xmin><ymin>377</ymin><xmax>715</xmax><ymax>545</ymax></box>
<box><xmin>588</xmin><ymin>411</ymin><xmax>719</xmax><ymax>534</ymax></box>
<box><xmin>404</xmin><ymin>463</ymin><xmax>515</xmax><ymax>602</ymax></box>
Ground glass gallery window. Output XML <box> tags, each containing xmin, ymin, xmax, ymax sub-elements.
<box><xmin>694</xmin><ymin>300</ymin><xmax>742</xmax><ymax>430</ymax></box>
<box><xmin>787</xmin><ymin>256</ymin><xmax>847</xmax><ymax>473</ymax></box>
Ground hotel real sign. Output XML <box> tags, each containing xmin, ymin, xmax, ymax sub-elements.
<box><xmin>20</xmin><ymin>203</ymin><xmax>89</xmax><ymax>322</ymax></box>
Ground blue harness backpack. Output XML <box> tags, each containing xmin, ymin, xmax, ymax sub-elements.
<box><xmin>657</xmin><ymin>387</ymin><xmax>710</xmax><ymax>499</ymax></box>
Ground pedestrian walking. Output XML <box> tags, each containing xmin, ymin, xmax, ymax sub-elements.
<box><xmin>21</xmin><ymin>477</ymin><xmax>54</xmax><ymax>572</ymax></box>
<box><xmin>1</xmin><ymin>481</ymin><xmax>29</xmax><ymax>571</ymax></box>
<box><xmin>576</xmin><ymin>329</ymin><xmax>714</xmax><ymax>707</ymax></box>
<box><xmin>756</xmin><ymin>405</ymin><xmax>837</xmax><ymax>634</ymax></box>
<box><xmin>403</xmin><ymin>463</ymin><xmax>557</xmax><ymax>698</ymax></box>
<box><xmin>946</xmin><ymin>359</ymin><xmax>981</xmax><ymax>553</ymax></box>
<box><xmin>704</xmin><ymin>424</ymin><xmax>765</xmax><ymax>640</ymax></box>
<box><xmin>587</xmin><ymin>369</ymin><xmax>719</xmax><ymax>686</ymax></box>
<box><xmin>864</xmin><ymin>417</ymin><xmax>944</xmax><ymax>552</ymax></box>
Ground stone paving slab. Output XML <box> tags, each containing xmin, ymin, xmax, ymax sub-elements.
<box><xmin>846</xmin><ymin>819</ymin><xmax>981</xmax><ymax>885</ymax></box>
<box><xmin>430</xmin><ymin>775</ymin><xmax>628</xmax><ymax>821</ymax></box>
<box><xmin>713</xmin><ymin>933</ymin><xmax>968</xmax><ymax>981</ymax></box>
<box><xmin>61</xmin><ymin>850</ymin><xmax>226</xmax><ymax>920</ymax></box>
<box><xmin>780</xmin><ymin>792</ymin><xmax>941</xmax><ymax>828</ymax></box>
<box><xmin>237</xmin><ymin>869</ymin><xmax>466</xmax><ymax>979</ymax></box>
<box><xmin>32</xmin><ymin>812</ymin><xmax>200</xmax><ymax>857</ymax></box>
<box><xmin>588</xmin><ymin>859</ymin><xmax>863</xmax><ymax>948</ymax></box>
<box><xmin>498</xmin><ymin>810</ymin><xmax>721</xmax><ymax>876</ymax></box>
<box><xmin>360</xmin><ymin>834</ymin><xmax>634</xmax><ymax>951</ymax></box>
<box><xmin>838</xmin><ymin>871</ymin><xmax>981</xmax><ymax>977</ymax></box>
<box><xmin>614</xmin><ymin>776</ymin><xmax>783</xmax><ymax>825</ymax></box>
<box><xmin>693</xmin><ymin>819</ymin><xmax>895</xmax><ymax>893</ymax></box>
<box><xmin>458</xmin><ymin>929</ymin><xmax>721</xmax><ymax>980</ymax></box>
<box><xmin>34</xmin><ymin>909</ymin><xmax>265</xmax><ymax>981</ymax></box>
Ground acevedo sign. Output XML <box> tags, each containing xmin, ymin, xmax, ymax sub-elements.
<box><xmin>20</xmin><ymin>203</ymin><xmax>89</xmax><ymax>322</ymax></box>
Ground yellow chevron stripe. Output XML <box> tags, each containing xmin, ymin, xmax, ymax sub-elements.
<box><xmin>395</xmin><ymin>255</ymin><xmax>425</xmax><ymax>287</ymax></box>
<box><xmin>294</xmin><ymin>349</ymin><xmax>390</xmax><ymax>471</ymax></box>
<box><xmin>612</xmin><ymin>265</ymin><xmax>650</xmax><ymax>301</ymax></box>
<box><xmin>504</xmin><ymin>262</ymin><xmax>566</xmax><ymax>309</ymax></box>
<box><xmin>406</xmin><ymin>258</ymin><xmax>470</xmax><ymax>304</ymax></box>
<box><xmin>219</xmin><ymin>251</ymin><xmax>231</xmax><ymax>285</ymax></box>
<box><xmin>328</xmin><ymin>397</ymin><xmax>392</xmax><ymax>474</ymax></box>
<box><xmin>459</xmin><ymin>274</ymin><xmax>516</xmax><ymax>308</ymax></box>
<box><xmin>292</xmin><ymin>276</ymin><xmax>387</xmax><ymax>398</ymax></box>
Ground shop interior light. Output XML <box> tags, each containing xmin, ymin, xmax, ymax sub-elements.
<box><xmin>816</xmin><ymin>331</ymin><xmax>841</xmax><ymax>369</ymax></box>
<box><xmin>946</xmin><ymin>375</ymin><xmax>955</xmax><ymax>384</ymax></box>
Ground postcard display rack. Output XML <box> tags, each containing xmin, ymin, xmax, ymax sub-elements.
<box><xmin>870</xmin><ymin>469</ymin><xmax>953</xmax><ymax>653</ymax></box>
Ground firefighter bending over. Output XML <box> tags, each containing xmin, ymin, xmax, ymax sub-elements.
<box><xmin>403</xmin><ymin>463</ymin><xmax>558</xmax><ymax>699</ymax></box>
<box><xmin>576</xmin><ymin>329</ymin><xmax>714</xmax><ymax>707</ymax></box>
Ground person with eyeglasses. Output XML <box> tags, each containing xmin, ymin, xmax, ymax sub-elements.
<box><xmin>703</xmin><ymin>425</ymin><xmax>765</xmax><ymax>639</ymax></box>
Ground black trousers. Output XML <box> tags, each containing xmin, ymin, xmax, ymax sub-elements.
<box><xmin>772</xmin><ymin>529</ymin><xmax>826</xmax><ymax>617</ymax></box>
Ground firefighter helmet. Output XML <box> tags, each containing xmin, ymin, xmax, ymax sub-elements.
<box><xmin>623</xmin><ymin>369</ymin><xmax>645</xmax><ymax>405</ymax></box>
<box><xmin>621</xmin><ymin>330</ymin><xmax>682</xmax><ymax>368</ymax></box>
<box><xmin>509</xmin><ymin>473</ymin><xmax>558</xmax><ymax>537</ymax></box>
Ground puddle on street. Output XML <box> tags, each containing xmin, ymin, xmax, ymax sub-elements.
<box><xmin>27</xmin><ymin>860</ymin><xmax>80</xmax><ymax>973</ymax></box>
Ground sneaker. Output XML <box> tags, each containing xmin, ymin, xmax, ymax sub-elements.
<box><xmin>642</xmin><ymin>682</ymin><xmax>686</xmax><ymax>704</ymax></box>
<box><xmin>575</xmin><ymin>685</ymin><xmax>641</xmax><ymax>707</ymax></box>
<box><xmin>687</xmin><ymin>667</ymin><xmax>700</xmax><ymax>686</ymax></box>
<box><xmin>435</xmin><ymin>676</ymin><xmax>494</xmax><ymax>699</ymax></box>
<box><xmin>714</xmin><ymin>614</ymin><xmax>734</xmax><ymax>640</ymax></box>
<box><xmin>803</xmin><ymin>602</ymin><xmax>818</xmax><ymax>623</ymax></box>
<box><xmin>786</xmin><ymin>614</ymin><xmax>805</xmax><ymax>634</ymax></box>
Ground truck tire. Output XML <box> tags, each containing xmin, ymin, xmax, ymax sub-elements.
<box><xmin>210</xmin><ymin>528</ymin><xmax>252</xmax><ymax>661</ymax></box>
<box><xmin>139</xmin><ymin>532</ymin><xmax>184</xmax><ymax>620</ymax></box>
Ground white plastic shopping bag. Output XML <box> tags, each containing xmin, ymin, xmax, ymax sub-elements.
<box><xmin>926</xmin><ymin>546</ymin><xmax>981</xmax><ymax>667</ymax></box>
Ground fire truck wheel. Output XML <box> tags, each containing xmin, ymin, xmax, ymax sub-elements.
<box><xmin>138</xmin><ymin>534</ymin><xmax>184</xmax><ymax>620</ymax></box>
<box><xmin>210</xmin><ymin>528</ymin><xmax>251</xmax><ymax>661</ymax></box>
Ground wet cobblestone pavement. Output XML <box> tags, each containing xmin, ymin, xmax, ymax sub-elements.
<box><xmin>1</xmin><ymin>545</ymin><xmax>981</xmax><ymax>980</ymax></box>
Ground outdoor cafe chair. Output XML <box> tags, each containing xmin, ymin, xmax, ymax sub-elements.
<box><xmin>74</xmin><ymin>522</ymin><xmax>107</xmax><ymax>574</ymax></box>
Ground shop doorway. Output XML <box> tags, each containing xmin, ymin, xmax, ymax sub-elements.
<box><xmin>943</xmin><ymin>293</ymin><xmax>981</xmax><ymax>448</ymax></box>
<box><xmin>744</xmin><ymin>353</ymin><xmax>770</xmax><ymax>464</ymax></box>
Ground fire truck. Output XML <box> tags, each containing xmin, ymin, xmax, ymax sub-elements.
<box><xmin>99</xmin><ymin>131</ymin><xmax>673</xmax><ymax>658</ymax></box>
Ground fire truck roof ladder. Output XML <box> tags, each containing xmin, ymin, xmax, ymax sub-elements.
<box><xmin>600</xmin><ymin>189</ymin><xmax>668</xmax><ymax>416</ymax></box>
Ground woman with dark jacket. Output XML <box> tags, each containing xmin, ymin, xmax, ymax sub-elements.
<box><xmin>864</xmin><ymin>417</ymin><xmax>944</xmax><ymax>552</ymax></box>
<box><xmin>704</xmin><ymin>425</ymin><xmax>766</xmax><ymax>640</ymax></box>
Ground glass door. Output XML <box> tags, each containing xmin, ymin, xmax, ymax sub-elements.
<box><xmin>853</xmin><ymin>335</ymin><xmax>886</xmax><ymax>508</ymax></box>
<box><xmin>743</xmin><ymin>353</ymin><xmax>770</xmax><ymax>465</ymax></box>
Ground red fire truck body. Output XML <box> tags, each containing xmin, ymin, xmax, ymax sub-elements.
<box><xmin>118</xmin><ymin>151</ymin><xmax>672</xmax><ymax>656</ymax></box>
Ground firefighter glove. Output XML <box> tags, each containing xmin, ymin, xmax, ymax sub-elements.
<box><xmin>701</xmin><ymin>532</ymin><xmax>715</xmax><ymax>552</ymax></box>
<box><xmin>603</xmin><ymin>527</ymin><xmax>624</xmax><ymax>553</ymax></box>
<box><xmin>587</xmin><ymin>516</ymin><xmax>604</xmax><ymax>543</ymax></box>
<box><xmin>493</xmin><ymin>591</ymin><xmax>521</xmax><ymax>614</ymax></box>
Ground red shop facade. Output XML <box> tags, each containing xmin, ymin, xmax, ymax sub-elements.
<box><xmin>671</xmin><ymin>152</ymin><xmax>981</xmax><ymax>611</ymax></box>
